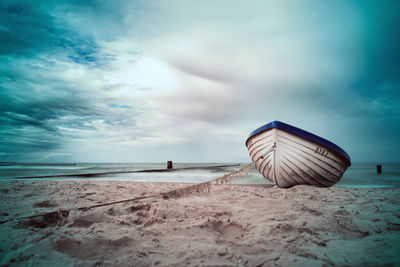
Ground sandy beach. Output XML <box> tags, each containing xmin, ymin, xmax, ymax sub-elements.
<box><xmin>0</xmin><ymin>180</ymin><xmax>399</xmax><ymax>266</ymax></box>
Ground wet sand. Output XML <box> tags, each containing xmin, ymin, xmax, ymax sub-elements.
<box><xmin>0</xmin><ymin>180</ymin><xmax>399</xmax><ymax>266</ymax></box>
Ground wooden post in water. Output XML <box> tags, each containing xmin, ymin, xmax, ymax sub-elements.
<box><xmin>167</xmin><ymin>161</ymin><xmax>173</xmax><ymax>169</ymax></box>
<box><xmin>377</xmin><ymin>164</ymin><xmax>382</xmax><ymax>174</ymax></box>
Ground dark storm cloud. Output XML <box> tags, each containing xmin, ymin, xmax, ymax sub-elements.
<box><xmin>0</xmin><ymin>1</ymin><xmax>98</xmax><ymax>64</ymax></box>
<box><xmin>0</xmin><ymin>0</ymin><xmax>137</xmax><ymax>161</ymax></box>
<box><xmin>0</xmin><ymin>78</ymin><xmax>103</xmax><ymax>161</ymax></box>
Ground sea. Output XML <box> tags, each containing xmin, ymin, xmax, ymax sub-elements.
<box><xmin>0</xmin><ymin>162</ymin><xmax>399</xmax><ymax>188</ymax></box>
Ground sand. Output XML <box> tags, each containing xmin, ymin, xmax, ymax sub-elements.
<box><xmin>0</xmin><ymin>180</ymin><xmax>399</xmax><ymax>266</ymax></box>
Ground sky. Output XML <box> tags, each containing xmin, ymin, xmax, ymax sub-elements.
<box><xmin>0</xmin><ymin>0</ymin><xmax>399</xmax><ymax>163</ymax></box>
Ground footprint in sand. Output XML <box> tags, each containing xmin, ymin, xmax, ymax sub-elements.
<box><xmin>54</xmin><ymin>236</ymin><xmax>133</xmax><ymax>260</ymax></box>
<box><xmin>211</xmin><ymin>221</ymin><xmax>244</xmax><ymax>240</ymax></box>
<box><xmin>70</xmin><ymin>211</ymin><xmax>111</xmax><ymax>228</ymax></box>
<box><xmin>126</xmin><ymin>204</ymin><xmax>151</xmax><ymax>213</ymax></box>
<box><xmin>18</xmin><ymin>210</ymin><xmax>69</xmax><ymax>229</ymax></box>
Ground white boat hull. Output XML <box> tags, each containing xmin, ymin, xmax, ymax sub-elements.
<box><xmin>246</xmin><ymin>128</ymin><xmax>350</xmax><ymax>188</ymax></box>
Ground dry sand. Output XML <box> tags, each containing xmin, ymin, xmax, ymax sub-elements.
<box><xmin>0</xmin><ymin>180</ymin><xmax>399</xmax><ymax>266</ymax></box>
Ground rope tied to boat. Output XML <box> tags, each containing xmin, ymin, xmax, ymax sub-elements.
<box><xmin>0</xmin><ymin>163</ymin><xmax>255</xmax><ymax>225</ymax></box>
<box><xmin>161</xmin><ymin>162</ymin><xmax>254</xmax><ymax>199</ymax></box>
<box><xmin>1</xmin><ymin>145</ymin><xmax>281</xmax><ymax>225</ymax></box>
<box><xmin>1</xmin><ymin>144</ymin><xmax>281</xmax><ymax>225</ymax></box>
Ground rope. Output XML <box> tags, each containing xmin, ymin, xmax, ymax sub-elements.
<box><xmin>0</xmin><ymin>163</ymin><xmax>254</xmax><ymax>225</ymax></box>
<box><xmin>161</xmin><ymin>162</ymin><xmax>254</xmax><ymax>199</ymax></box>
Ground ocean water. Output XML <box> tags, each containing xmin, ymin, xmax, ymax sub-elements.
<box><xmin>0</xmin><ymin>162</ymin><xmax>399</xmax><ymax>188</ymax></box>
<box><xmin>337</xmin><ymin>163</ymin><xmax>400</xmax><ymax>188</ymax></box>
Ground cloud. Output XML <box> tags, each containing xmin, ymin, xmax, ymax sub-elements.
<box><xmin>0</xmin><ymin>0</ymin><xmax>399</xmax><ymax>162</ymax></box>
<box><xmin>0</xmin><ymin>0</ymin><xmax>141</xmax><ymax>161</ymax></box>
<box><xmin>141</xmin><ymin>0</ymin><xmax>399</xmax><ymax>162</ymax></box>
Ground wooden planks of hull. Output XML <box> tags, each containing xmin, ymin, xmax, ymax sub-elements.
<box><xmin>247</xmin><ymin>128</ymin><xmax>349</xmax><ymax>188</ymax></box>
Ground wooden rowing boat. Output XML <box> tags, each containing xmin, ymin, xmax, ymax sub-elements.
<box><xmin>246</xmin><ymin>121</ymin><xmax>351</xmax><ymax>188</ymax></box>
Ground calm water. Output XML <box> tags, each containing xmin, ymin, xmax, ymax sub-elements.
<box><xmin>0</xmin><ymin>162</ymin><xmax>399</xmax><ymax>188</ymax></box>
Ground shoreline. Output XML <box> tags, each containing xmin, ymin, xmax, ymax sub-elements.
<box><xmin>1</xmin><ymin>180</ymin><xmax>399</xmax><ymax>266</ymax></box>
<box><xmin>2</xmin><ymin>179</ymin><xmax>399</xmax><ymax>190</ymax></box>
<box><xmin>5</xmin><ymin>164</ymin><xmax>241</xmax><ymax>180</ymax></box>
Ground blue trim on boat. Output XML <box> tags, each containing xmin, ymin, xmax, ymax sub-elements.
<box><xmin>246</xmin><ymin>121</ymin><xmax>351</xmax><ymax>166</ymax></box>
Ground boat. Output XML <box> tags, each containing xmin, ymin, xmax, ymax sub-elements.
<box><xmin>246</xmin><ymin>121</ymin><xmax>351</xmax><ymax>188</ymax></box>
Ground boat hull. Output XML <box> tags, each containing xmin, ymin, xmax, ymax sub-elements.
<box><xmin>246</xmin><ymin>122</ymin><xmax>351</xmax><ymax>188</ymax></box>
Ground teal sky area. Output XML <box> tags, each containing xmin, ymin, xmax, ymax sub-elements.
<box><xmin>0</xmin><ymin>1</ymin><xmax>399</xmax><ymax>163</ymax></box>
